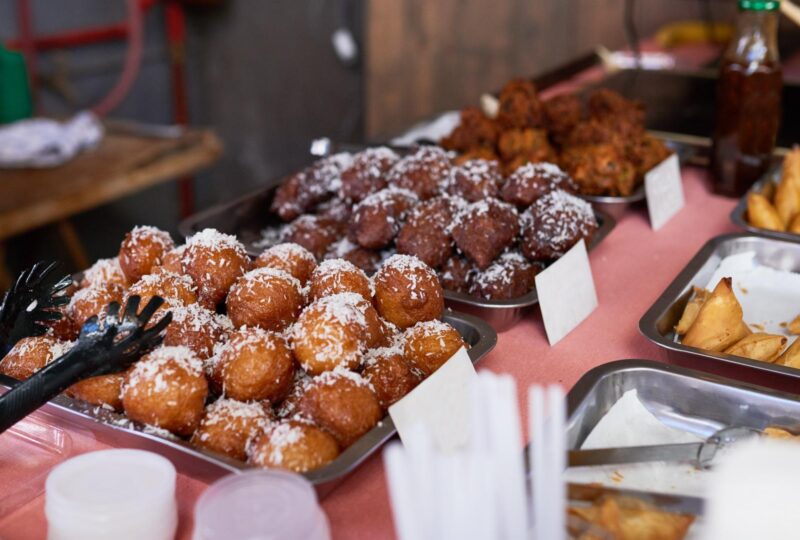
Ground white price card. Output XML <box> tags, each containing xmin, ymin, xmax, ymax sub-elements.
<box><xmin>389</xmin><ymin>347</ymin><xmax>475</xmax><ymax>454</ymax></box>
<box><xmin>535</xmin><ymin>239</ymin><xmax>598</xmax><ymax>346</ymax></box>
<box><xmin>645</xmin><ymin>154</ymin><xmax>685</xmax><ymax>231</ymax></box>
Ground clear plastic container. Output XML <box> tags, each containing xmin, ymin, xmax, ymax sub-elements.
<box><xmin>193</xmin><ymin>470</ymin><xmax>331</xmax><ymax>540</ymax></box>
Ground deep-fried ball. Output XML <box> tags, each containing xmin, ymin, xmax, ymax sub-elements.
<box><xmin>453</xmin><ymin>147</ymin><xmax>500</xmax><ymax>165</ymax></box>
<box><xmin>440</xmin><ymin>107</ymin><xmax>500</xmax><ymax>153</ymax></box>
<box><xmin>362</xmin><ymin>347</ymin><xmax>422</xmax><ymax>410</ymax></box>
<box><xmin>270</xmin><ymin>153</ymin><xmax>352</xmax><ymax>221</ymax></box>
<box><xmin>121</xmin><ymin>346</ymin><xmax>208</xmax><ymax>436</ymax></box>
<box><xmin>496</xmin><ymin>79</ymin><xmax>545</xmax><ymax>130</ymax></box>
<box><xmin>403</xmin><ymin>320</ymin><xmax>465</xmax><ymax>376</ymax></box>
<box><xmin>182</xmin><ymin>228</ymin><xmax>251</xmax><ymax>309</ymax></box>
<box><xmin>248</xmin><ymin>420</ymin><xmax>340</xmax><ymax>473</ymax></box>
<box><xmin>282</xmin><ymin>214</ymin><xmax>343</xmax><ymax>260</ymax></box>
<box><xmin>255</xmin><ymin>242</ymin><xmax>317</xmax><ymax>285</ymax></box>
<box><xmin>296</xmin><ymin>369</ymin><xmax>382</xmax><ymax>448</ymax></box>
<box><xmin>339</xmin><ymin>147</ymin><xmax>399</xmax><ymax>202</ymax></box>
<box><xmin>316</xmin><ymin>197</ymin><xmax>352</xmax><ymax>226</ymax></box>
<box><xmin>213</xmin><ymin>327</ymin><xmax>296</xmax><ymax>402</ymax></box>
<box><xmin>325</xmin><ymin>238</ymin><xmax>382</xmax><ymax>275</ymax></box>
<box><xmin>386</xmin><ymin>146</ymin><xmax>452</xmax><ymax>200</ymax></box>
<box><xmin>395</xmin><ymin>196</ymin><xmax>461</xmax><ymax>269</ymax></box>
<box><xmin>275</xmin><ymin>370</ymin><xmax>312</xmax><ymax>419</ymax></box>
<box><xmin>498</xmin><ymin>128</ymin><xmax>557</xmax><ymax>166</ymax></box>
<box><xmin>350</xmin><ymin>187</ymin><xmax>418</xmax><ymax>249</ymax></box>
<box><xmin>439</xmin><ymin>256</ymin><xmax>474</xmax><ymax>293</ymax></box>
<box><xmin>67</xmin><ymin>370</ymin><xmax>127</xmax><ymax>411</ymax></box>
<box><xmin>226</xmin><ymin>267</ymin><xmax>304</xmax><ymax>331</ymax></box>
<box><xmin>543</xmin><ymin>93</ymin><xmax>583</xmax><ymax>145</ymax></box>
<box><xmin>80</xmin><ymin>257</ymin><xmax>128</xmax><ymax>289</ymax></box>
<box><xmin>501</xmin><ymin>162</ymin><xmax>578</xmax><ymax>208</ymax></box>
<box><xmin>445</xmin><ymin>159</ymin><xmax>503</xmax><ymax>202</ymax></box>
<box><xmin>118</xmin><ymin>226</ymin><xmax>175</xmax><ymax>283</ymax></box>
<box><xmin>373</xmin><ymin>254</ymin><xmax>445</xmax><ymax>329</ymax></box>
<box><xmin>190</xmin><ymin>398</ymin><xmax>273</xmax><ymax>461</ymax></box>
<box><xmin>0</xmin><ymin>336</ymin><xmax>71</xmax><ymax>380</ymax></box>
<box><xmin>164</xmin><ymin>303</ymin><xmax>233</xmax><ymax>360</ymax></box>
<box><xmin>308</xmin><ymin>259</ymin><xmax>372</xmax><ymax>302</ymax></box>
<box><xmin>561</xmin><ymin>143</ymin><xmax>637</xmax><ymax>197</ymax></box>
<box><xmin>468</xmin><ymin>251</ymin><xmax>540</xmax><ymax>300</ymax></box>
<box><xmin>68</xmin><ymin>283</ymin><xmax>124</xmax><ymax>326</ymax></box>
<box><xmin>520</xmin><ymin>189</ymin><xmax>599</xmax><ymax>262</ymax></box>
<box><xmin>451</xmin><ymin>198</ymin><xmax>519</xmax><ymax>269</ymax></box>
<box><xmin>45</xmin><ymin>304</ymin><xmax>79</xmax><ymax>342</ymax></box>
<box><xmin>124</xmin><ymin>271</ymin><xmax>197</xmax><ymax>313</ymax></box>
<box><xmin>154</xmin><ymin>245</ymin><xmax>187</xmax><ymax>275</ymax></box>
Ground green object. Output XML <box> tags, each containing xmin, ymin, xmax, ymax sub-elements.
<box><xmin>0</xmin><ymin>45</ymin><xmax>33</xmax><ymax>124</ymax></box>
<box><xmin>739</xmin><ymin>0</ymin><xmax>780</xmax><ymax>11</ymax></box>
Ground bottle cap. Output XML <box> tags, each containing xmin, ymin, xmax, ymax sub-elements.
<box><xmin>739</xmin><ymin>0</ymin><xmax>780</xmax><ymax>10</ymax></box>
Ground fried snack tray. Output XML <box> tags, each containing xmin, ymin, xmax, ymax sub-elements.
<box><xmin>729</xmin><ymin>162</ymin><xmax>800</xmax><ymax>243</ymax></box>
<box><xmin>179</xmin><ymin>174</ymin><xmax>616</xmax><ymax>333</ymax></box>
<box><xmin>0</xmin><ymin>309</ymin><xmax>496</xmax><ymax>498</ymax></box>
<box><xmin>639</xmin><ymin>233</ymin><xmax>800</xmax><ymax>381</ymax></box>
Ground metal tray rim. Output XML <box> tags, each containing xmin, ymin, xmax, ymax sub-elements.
<box><xmin>729</xmin><ymin>162</ymin><xmax>800</xmax><ymax>244</ymax></box>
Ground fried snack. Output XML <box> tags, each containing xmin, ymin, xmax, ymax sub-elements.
<box><xmin>212</xmin><ymin>327</ymin><xmax>295</xmax><ymax>402</ymax></box>
<box><xmin>763</xmin><ymin>426</ymin><xmax>800</xmax><ymax>440</ymax></box>
<box><xmin>783</xmin><ymin>147</ymin><xmax>800</xmax><ymax>192</ymax></box>
<box><xmin>45</xmin><ymin>304</ymin><xmax>79</xmax><ymax>342</ymax></box>
<box><xmin>776</xmin><ymin>337</ymin><xmax>800</xmax><ymax>368</ymax></box>
<box><xmin>309</xmin><ymin>259</ymin><xmax>372</xmax><ymax>302</ymax></box>
<box><xmin>543</xmin><ymin>93</ymin><xmax>583</xmax><ymax>145</ymax></box>
<box><xmin>275</xmin><ymin>370</ymin><xmax>312</xmax><ymax>419</ymax></box>
<box><xmin>682</xmin><ymin>278</ymin><xmax>749</xmax><ymax>352</ymax></box>
<box><xmin>469</xmin><ymin>252</ymin><xmax>540</xmax><ymax>300</ymax></box>
<box><xmin>774</xmin><ymin>173</ymin><xmax>800</xmax><ymax>226</ymax></box>
<box><xmin>350</xmin><ymin>187</ymin><xmax>418</xmax><ymax>249</ymax></box>
<box><xmin>282</xmin><ymin>214</ymin><xmax>343</xmax><ymax>259</ymax></box>
<box><xmin>248</xmin><ymin>420</ymin><xmax>340</xmax><ymax>473</ymax></box>
<box><xmin>68</xmin><ymin>282</ymin><xmax>124</xmax><ymax>326</ymax></box>
<box><xmin>373</xmin><ymin>254</ymin><xmax>445</xmax><ymax>329</ymax></box>
<box><xmin>566</xmin><ymin>119</ymin><xmax>625</xmax><ymax>150</ymax></box>
<box><xmin>396</xmin><ymin>196</ymin><xmax>460</xmax><ymax>269</ymax></box>
<box><xmin>674</xmin><ymin>287</ymin><xmax>711</xmax><ymax>336</ymax></box>
<box><xmin>80</xmin><ymin>257</ymin><xmax>129</xmax><ymax>289</ymax></box>
<box><xmin>182</xmin><ymin>228</ymin><xmax>251</xmax><ymax>309</ymax></box>
<box><xmin>124</xmin><ymin>271</ymin><xmax>197</xmax><ymax>313</ymax></box>
<box><xmin>190</xmin><ymin>398</ymin><xmax>272</xmax><ymax>461</ymax></box>
<box><xmin>561</xmin><ymin>143</ymin><xmax>638</xmax><ymax>197</ymax></box>
<box><xmin>496</xmin><ymin>79</ymin><xmax>545</xmax><ymax>130</ymax></box>
<box><xmin>154</xmin><ymin>245</ymin><xmax>186</xmax><ymax>274</ymax></box>
<box><xmin>270</xmin><ymin>153</ymin><xmax>351</xmax><ymax>221</ymax></box>
<box><xmin>520</xmin><ymin>189</ymin><xmax>598</xmax><ymax>262</ymax></box>
<box><xmin>325</xmin><ymin>238</ymin><xmax>382</xmax><ymax>275</ymax></box>
<box><xmin>440</xmin><ymin>107</ymin><xmax>500</xmax><ymax>153</ymax></box>
<box><xmin>789</xmin><ymin>214</ymin><xmax>800</xmax><ymax>234</ymax></box>
<box><xmin>362</xmin><ymin>347</ymin><xmax>422</xmax><ymax>410</ymax></box>
<box><xmin>296</xmin><ymin>370</ymin><xmax>382</xmax><ymax>448</ymax></box>
<box><xmin>500</xmin><ymin>161</ymin><xmax>577</xmax><ymax>208</ymax></box>
<box><xmin>317</xmin><ymin>197</ymin><xmax>353</xmax><ymax>226</ymax></box>
<box><xmin>339</xmin><ymin>147</ymin><xmax>399</xmax><ymax>202</ymax></box>
<box><xmin>255</xmin><ymin>242</ymin><xmax>317</xmax><ymax>285</ymax></box>
<box><xmin>118</xmin><ymin>225</ymin><xmax>175</xmax><ymax>283</ymax></box>
<box><xmin>587</xmin><ymin>88</ymin><xmax>646</xmax><ymax>128</ymax></box>
<box><xmin>121</xmin><ymin>346</ymin><xmax>208</xmax><ymax>436</ymax></box>
<box><xmin>626</xmin><ymin>133</ymin><xmax>673</xmax><ymax>178</ymax></box>
<box><xmin>66</xmin><ymin>371</ymin><xmax>127</xmax><ymax>411</ymax></box>
<box><xmin>497</xmin><ymin>128</ymin><xmax>557</xmax><ymax>167</ymax></box>
<box><xmin>445</xmin><ymin>159</ymin><xmax>503</xmax><ymax>202</ymax></box>
<box><xmin>438</xmin><ymin>255</ymin><xmax>474</xmax><ymax>293</ymax></box>
<box><xmin>451</xmin><ymin>198</ymin><xmax>519</xmax><ymax>269</ymax></box>
<box><xmin>0</xmin><ymin>336</ymin><xmax>71</xmax><ymax>380</ymax></box>
<box><xmin>788</xmin><ymin>314</ymin><xmax>800</xmax><ymax>334</ymax></box>
<box><xmin>724</xmin><ymin>333</ymin><xmax>787</xmax><ymax>362</ymax></box>
<box><xmin>226</xmin><ymin>267</ymin><xmax>304</xmax><ymax>331</ymax></box>
<box><xmin>164</xmin><ymin>303</ymin><xmax>233</xmax><ymax>360</ymax></box>
<box><xmin>453</xmin><ymin>147</ymin><xmax>500</xmax><ymax>165</ymax></box>
<box><xmin>387</xmin><ymin>146</ymin><xmax>452</xmax><ymax>200</ymax></box>
<box><xmin>747</xmin><ymin>193</ymin><xmax>785</xmax><ymax>232</ymax></box>
<box><xmin>403</xmin><ymin>320</ymin><xmax>465</xmax><ymax>376</ymax></box>
<box><xmin>569</xmin><ymin>495</ymin><xmax>694</xmax><ymax>540</ymax></box>
<box><xmin>291</xmin><ymin>292</ymin><xmax>372</xmax><ymax>375</ymax></box>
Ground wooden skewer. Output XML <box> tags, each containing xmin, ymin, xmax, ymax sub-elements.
<box><xmin>781</xmin><ymin>0</ymin><xmax>800</xmax><ymax>28</ymax></box>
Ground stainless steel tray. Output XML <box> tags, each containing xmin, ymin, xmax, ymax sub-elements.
<box><xmin>0</xmin><ymin>309</ymin><xmax>496</xmax><ymax>498</ymax></box>
<box><xmin>728</xmin><ymin>162</ymin><xmax>800</xmax><ymax>243</ymax></box>
<box><xmin>639</xmin><ymin>233</ymin><xmax>800</xmax><ymax>382</ymax></box>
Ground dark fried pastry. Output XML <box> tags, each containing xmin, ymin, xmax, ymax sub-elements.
<box><xmin>325</xmin><ymin>238</ymin><xmax>382</xmax><ymax>275</ymax></box>
<box><xmin>396</xmin><ymin>196</ymin><xmax>462</xmax><ymax>269</ymax></box>
<box><xmin>282</xmin><ymin>214</ymin><xmax>343</xmax><ymax>259</ymax></box>
<box><xmin>497</xmin><ymin>128</ymin><xmax>556</xmax><ymax>164</ymax></box>
<box><xmin>316</xmin><ymin>197</ymin><xmax>352</xmax><ymax>226</ymax></box>
<box><xmin>566</xmin><ymin>119</ymin><xmax>626</xmax><ymax>150</ymax></box>
<box><xmin>350</xmin><ymin>187</ymin><xmax>418</xmax><ymax>249</ymax></box>
<box><xmin>451</xmin><ymin>198</ymin><xmax>519</xmax><ymax>269</ymax></box>
<box><xmin>438</xmin><ymin>256</ymin><xmax>474</xmax><ymax>293</ymax></box>
<box><xmin>387</xmin><ymin>146</ymin><xmax>453</xmax><ymax>200</ymax></box>
<box><xmin>440</xmin><ymin>107</ymin><xmax>500</xmax><ymax>153</ymax></box>
<box><xmin>520</xmin><ymin>189</ymin><xmax>598</xmax><ymax>261</ymax></box>
<box><xmin>496</xmin><ymin>79</ymin><xmax>545</xmax><ymax>130</ymax></box>
<box><xmin>452</xmin><ymin>147</ymin><xmax>500</xmax><ymax>165</ymax></box>
<box><xmin>561</xmin><ymin>143</ymin><xmax>638</xmax><ymax>197</ymax></box>
<box><xmin>270</xmin><ymin>153</ymin><xmax>352</xmax><ymax>221</ymax></box>
<box><xmin>587</xmin><ymin>88</ymin><xmax>645</xmax><ymax>127</ymax></box>
<box><xmin>500</xmin><ymin>162</ymin><xmax>578</xmax><ymax>208</ymax></box>
<box><xmin>445</xmin><ymin>159</ymin><xmax>503</xmax><ymax>202</ymax></box>
<box><xmin>468</xmin><ymin>251</ymin><xmax>540</xmax><ymax>300</ymax></box>
<box><xmin>626</xmin><ymin>133</ymin><xmax>673</xmax><ymax>178</ymax></box>
<box><xmin>339</xmin><ymin>147</ymin><xmax>399</xmax><ymax>202</ymax></box>
<box><xmin>543</xmin><ymin>93</ymin><xmax>583</xmax><ymax>145</ymax></box>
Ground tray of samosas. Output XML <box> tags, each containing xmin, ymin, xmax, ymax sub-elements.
<box><xmin>0</xmin><ymin>225</ymin><xmax>497</xmax><ymax>495</ymax></box>
<box><xmin>731</xmin><ymin>148</ymin><xmax>800</xmax><ymax>242</ymax></box>
<box><xmin>180</xmin><ymin>145</ymin><xmax>616</xmax><ymax>333</ymax></box>
<box><xmin>640</xmin><ymin>233</ymin><xmax>800</xmax><ymax>379</ymax></box>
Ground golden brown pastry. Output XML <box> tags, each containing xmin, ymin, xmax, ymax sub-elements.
<box><xmin>255</xmin><ymin>242</ymin><xmax>317</xmax><ymax>286</ymax></box>
<box><xmin>226</xmin><ymin>267</ymin><xmax>304</xmax><ymax>331</ymax></box>
<box><xmin>747</xmin><ymin>193</ymin><xmax>784</xmax><ymax>232</ymax></box>
<box><xmin>66</xmin><ymin>371</ymin><xmax>127</xmax><ymax>412</ymax></box>
<box><xmin>190</xmin><ymin>398</ymin><xmax>272</xmax><ymax>461</ymax></box>
<box><xmin>724</xmin><ymin>333</ymin><xmax>786</xmax><ymax>362</ymax></box>
<box><xmin>309</xmin><ymin>258</ymin><xmax>372</xmax><ymax>302</ymax></box>
<box><xmin>362</xmin><ymin>347</ymin><xmax>422</xmax><ymax>410</ymax></box>
<box><xmin>68</xmin><ymin>283</ymin><xmax>124</xmax><ymax>327</ymax></box>
<box><xmin>163</xmin><ymin>303</ymin><xmax>233</xmax><ymax>360</ymax></box>
<box><xmin>675</xmin><ymin>287</ymin><xmax>711</xmax><ymax>336</ymax></box>
<box><xmin>403</xmin><ymin>320</ymin><xmax>466</xmax><ymax>376</ymax></box>
<box><xmin>118</xmin><ymin>225</ymin><xmax>175</xmax><ymax>283</ymax></box>
<box><xmin>80</xmin><ymin>257</ymin><xmax>129</xmax><ymax>290</ymax></box>
<box><xmin>682</xmin><ymin>278</ymin><xmax>749</xmax><ymax>352</ymax></box>
<box><xmin>182</xmin><ymin>228</ymin><xmax>251</xmax><ymax>309</ymax></box>
<box><xmin>248</xmin><ymin>420</ymin><xmax>340</xmax><ymax>473</ymax></box>
<box><xmin>0</xmin><ymin>336</ymin><xmax>71</xmax><ymax>380</ymax></box>
<box><xmin>373</xmin><ymin>254</ymin><xmax>445</xmax><ymax>329</ymax></box>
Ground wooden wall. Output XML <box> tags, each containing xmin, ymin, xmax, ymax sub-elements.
<box><xmin>365</xmin><ymin>0</ymin><xmax>730</xmax><ymax>139</ymax></box>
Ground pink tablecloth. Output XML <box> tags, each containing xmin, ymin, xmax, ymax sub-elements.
<box><xmin>0</xmin><ymin>167</ymin><xmax>745</xmax><ymax>539</ymax></box>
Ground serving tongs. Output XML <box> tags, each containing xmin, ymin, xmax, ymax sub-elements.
<box><xmin>0</xmin><ymin>295</ymin><xmax>171</xmax><ymax>434</ymax></box>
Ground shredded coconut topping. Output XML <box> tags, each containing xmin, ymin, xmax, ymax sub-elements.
<box><xmin>127</xmin><ymin>226</ymin><xmax>173</xmax><ymax>249</ymax></box>
<box><xmin>261</xmin><ymin>242</ymin><xmax>316</xmax><ymax>265</ymax></box>
<box><xmin>82</xmin><ymin>258</ymin><xmax>126</xmax><ymax>286</ymax></box>
<box><xmin>185</xmin><ymin>228</ymin><xmax>247</xmax><ymax>255</ymax></box>
<box><xmin>124</xmin><ymin>345</ymin><xmax>203</xmax><ymax>396</ymax></box>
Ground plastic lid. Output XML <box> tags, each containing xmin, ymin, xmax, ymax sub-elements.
<box><xmin>193</xmin><ymin>470</ymin><xmax>330</xmax><ymax>540</ymax></box>
<box><xmin>739</xmin><ymin>0</ymin><xmax>780</xmax><ymax>10</ymax></box>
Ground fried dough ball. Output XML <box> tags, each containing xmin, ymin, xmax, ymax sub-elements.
<box><xmin>396</xmin><ymin>196</ymin><xmax>461</xmax><ymax>269</ymax></box>
<box><xmin>190</xmin><ymin>398</ymin><xmax>273</xmax><ymax>461</ymax></box>
<box><xmin>403</xmin><ymin>320</ymin><xmax>465</xmax><ymax>376</ymax></box>
<box><xmin>316</xmin><ymin>197</ymin><xmax>352</xmax><ymax>226</ymax></box>
<box><xmin>45</xmin><ymin>304</ymin><xmax>79</xmax><ymax>342</ymax></box>
<box><xmin>350</xmin><ymin>187</ymin><xmax>418</xmax><ymax>249</ymax></box>
<box><xmin>373</xmin><ymin>254</ymin><xmax>444</xmax><ymax>329</ymax></box>
<box><xmin>212</xmin><ymin>327</ymin><xmax>296</xmax><ymax>402</ymax></box>
<box><xmin>66</xmin><ymin>371</ymin><xmax>127</xmax><ymax>411</ymax></box>
<box><xmin>68</xmin><ymin>283</ymin><xmax>124</xmax><ymax>326</ymax></box>
<box><xmin>121</xmin><ymin>346</ymin><xmax>208</xmax><ymax>436</ymax></box>
<box><xmin>255</xmin><ymin>242</ymin><xmax>317</xmax><ymax>285</ymax></box>
<box><xmin>386</xmin><ymin>146</ymin><xmax>452</xmax><ymax>200</ymax></box>
<box><xmin>339</xmin><ymin>147</ymin><xmax>399</xmax><ymax>202</ymax></box>
<box><xmin>469</xmin><ymin>251</ymin><xmax>540</xmax><ymax>300</ymax></box>
<box><xmin>125</xmin><ymin>271</ymin><xmax>197</xmax><ymax>313</ymax></box>
<box><xmin>445</xmin><ymin>159</ymin><xmax>503</xmax><ymax>202</ymax></box>
<box><xmin>496</xmin><ymin>79</ymin><xmax>545</xmax><ymax>130</ymax></box>
<box><xmin>296</xmin><ymin>370</ymin><xmax>382</xmax><ymax>448</ymax></box>
<box><xmin>453</xmin><ymin>147</ymin><xmax>500</xmax><ymax>165</ymax></box>
<box><xmin>182</xmin><ymin>229</ymin><xmax>251</xmax><ymax>309</ymax></box>
<box><xmin>118</xmin><ymin>226</ymin><xmax>175</xmax><ymax>283</ymax></box>
<box><xmin>282</xmin><ymin>214</ymin><xmax>343</xmax><ymax>260</ymax></box>
<box><xmin>80</xmin><ymin>257</ymin><xmax>129</xmax><ymax>289</ymax></box>
<box><xmin>248</xmin><ymin>420</ymin><xmax>340</xmax><ymax>473</ymax></box>
<box><xmin>275</xmin><ymin>370</ymin><xmax>312</xmax><ymax>419</ymax></box>
<box><xmin>270</xmin><ymin>153</ymin><xmax>352</xmax><ymax>221</ymax></box>
<box><xmin>362</xmin><ymin>347</ymin><xmax>422</xmax><ymax>410</ymax></box>
<box><xmin>0</xmin><ymin>336</ymin><xmax>71</xmax><ymax>380</ymax></box>
<box><xmin>439</xmin><ymin>256</ymin><xmax>474</xmax><ymax>293</ymax></box>
<box><xmin>164</xmin><ymin>303</ymin><xmax>233</xmax><ymax>360</ymax></box>
<box><xmin>497</xmin><ymin>128</ymin><xmax>556</xmax><ymax>166</ymax></box>
<box><xmin>543</xmin><ymin>93</ymin><xmax>583</xmax><ymax>145</ymax></box>
<box><xmin>155</xmin><ymin>245</ymin><xmax>187</xmax><ymax>275</ymax></box>
<box><xmin>451</xmin><ymin>198</ymin><xmax>519</xmax><ymax>269</ymax></box>
<box><xmin>226</xmin><ymin>267</ymin><xmax>304</xmax><ymax>331</ymax></box>
<box><xmin>308</xmin><ymin>259</ymin><xmax>372</xmax><ymax>302</ymax></box>
<box><xmin>500</xmin><ymin>162</ymin><xmax>578</xmax><ymax>208</ymax></box>
<box><xmin>325</xmin><ymin>238</ymin><xmax>382</xmax><ymax>275</ymax></box>
<box><xmin>440</xmin><ymin>107</ymin><xmax>500</xmax><ymax>153</ymax></box>
<box><xmin>561</xmin><ymin>143</ymin><xmax>638</xmax><ymax>197</ymax></box>
<box><xmin>521</xmin><ymin>189</ymin><xmax>598</xmax><ymax>262</ymax></box>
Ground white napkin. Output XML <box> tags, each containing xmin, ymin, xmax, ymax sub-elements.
<box><xmin>0</xmin><ymin>112</ymin><xmax>103</xmax><ymax>168</ymax></box>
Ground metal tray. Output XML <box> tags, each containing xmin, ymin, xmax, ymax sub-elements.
<box><xmin>0</xmin><ymin>309</ymin><xmax>496</xmax><ymax>498</ymax></box>
<box><xmin>729</xmin><ymin>162</ymin><xmax>800</xmax><ymax>243</ymax></box>
<box><xmin>639</xmin><ymin>233</ymin><xmax>800</xmax><ymax>382</ymax></box>
<box><xmin>180</xmin><ymin>183</ymin><xmax>616</xmax><ymax>333</ymax></box>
